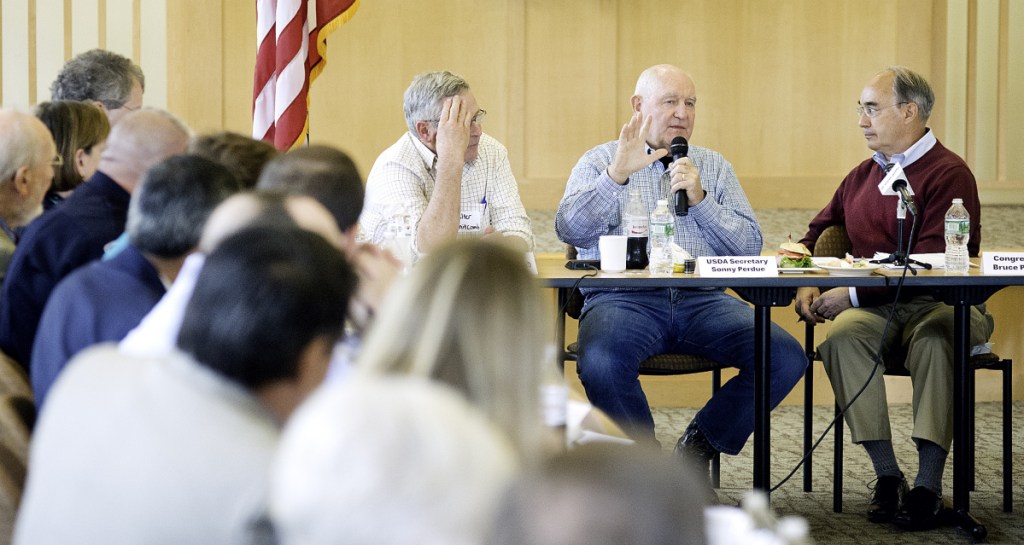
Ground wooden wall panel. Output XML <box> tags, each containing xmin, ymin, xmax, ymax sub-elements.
<box><xmin>166</xmin><ymin>0</ymin><xmax>223</xmax><ymax>133</ymax></box>
<box><xmin>520</xmin><ymin>0</ymin><xmax>618</xmax><ymax>207</ymax></box>
<box><xmin>292</xmin><ymin>0</ymin><xmax>517</xmax><ymax>177</ymax></box>
<box><xmin>6</xmin><ymin>0</ymin><xmax>1022</xmax><ymax>203</ymax></box>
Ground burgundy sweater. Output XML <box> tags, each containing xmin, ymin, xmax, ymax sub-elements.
<box><xmin>801</xmin><ymin>141</ymin><xmax>981</xmax><ymax>307</ymax></box>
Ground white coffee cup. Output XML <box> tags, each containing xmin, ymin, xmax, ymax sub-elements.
<box><xmin>598</xmin><ymin>235</ymin><xmax>627</xmax><ymax>272</ymax></box>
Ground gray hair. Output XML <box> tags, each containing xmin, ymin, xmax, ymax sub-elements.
<box><xmin>0</xmin><ymin>112</ymin><xmax>48</xmax><ymax>182</ymax></box>
<box><xmin>50</xmin><ymin>49</ymin><xmax>145</xmax><ymax>109</ymax></box>
<box><xmin>127</xmin><ymin>154</ymin><xmax>240</xmax><ymax>258</ymax></box>
<box><xmin>886</xmin><ymin>66</ymin><xmax>934</xmax><ymax>122</ymax></box>
<box><xmin>402</xmin><ymin>71</ymin><xmax>471</xmax><ymax>134</ymax></box>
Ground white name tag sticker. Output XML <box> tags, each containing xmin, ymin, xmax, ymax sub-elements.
<box><xmin>696</xmin><ymin>256</ymin><xmax>778</xmax><ymax>277</ymax></box>
<box><xmin>459</xmin><ymin>205</ymin><xmax>485</xmax><ymax>233</ymax></box>
<box><xmin>982</xmin><ymin>252</ymin><xmax>1024</xmax><ymax>275</ymax></box>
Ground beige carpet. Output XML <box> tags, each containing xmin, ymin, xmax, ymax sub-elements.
<box><xmin>652</xmin><ymin>402</ymin><xmax>1023</xmax><ymax>545</ymax></box>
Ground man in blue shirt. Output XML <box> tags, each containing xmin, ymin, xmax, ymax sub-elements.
<box><xmin>0</xmin><ymin>109</ymin><xmax>190</xmax><ymax>370</ymax></box>
<box><xmin>30</xmin><ymin>155</ymin><xmax>240</xmax><ymax>408</ymax></box>
<box><xmin>556</xmin><ymin>64</ymin><xmax>806</xmax><ymax>490</ymax></box>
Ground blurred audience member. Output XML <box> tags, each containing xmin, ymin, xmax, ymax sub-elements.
<box><xmin>0</xmin><ymin>108</ymin><xmax>189</xmax><ymax>368</ymax></box>
<box><xmin>50</xmin><ymin>48</ymin><xmax>144</xmax><ymax>126</ymax></box>
<box><xmin>14</xmin><ymin>225</ymin><xmax>356</xmax><ymax>545</ymax></box>
<box><xmin>120</xmin><ymin>191</ymin><xmax>344</xmax><ymax>358</ymax></box>
<box><xmin>256</xmin><ymin>144</ymin><xmax>364</xmax><ymax>249</ymax></box>
<box><xmin>34</xmin><ymin>100</ymin><xmax>110</xmax><ymax>208</ymax></box>
<box><xmin>489</xmin><ymin>443</ymin><xmax>709</xmax><ymax>545</ymax></box>
<box><xmin>0</xmin><ymin>111</ymin><xmax>57</xmax><ymax>284</ymax></box>
<box><xmin>189</xmin><ymin>131</ymin><xmax>278</xmax><ymax>189</ymax></box>
<box><xmin>357</xmin><ymin>239</ymin><xmax>551</xmax><ymax>458</ymax></box>
<box><xmin>31</xmin><ymin>155</ymin><xmax>240</xmax><ymax>408</ymax></box>
<box><xmin>271</xmin><ymin>376</ymin><xmax>517</xmax><ymax>545</ymax></box>
<box><xmin>257</xmin><ymin>145</ymin><xmax>399</xmax><ymax>341</ymax></box>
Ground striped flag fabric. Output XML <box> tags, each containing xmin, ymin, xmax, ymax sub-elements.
<box><xmin>253</xmin><ymin>0</ymin><xmax>359</xmax><ymax>150</ymax></box>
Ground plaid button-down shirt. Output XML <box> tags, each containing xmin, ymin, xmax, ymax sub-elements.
<box><xmin>360</xmin><ymin>132</ymin><xmax>534</xmax><ymax>255</ymax></box>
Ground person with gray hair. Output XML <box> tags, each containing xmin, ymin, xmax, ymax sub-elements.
<box><xmin>359</xmin><ymin>70</ymin><xmax>533</xmax><ymax>258</ymax></box>
<box><xmin>50</xmin><ymin>48</ymin><xmax>145</xmax><ymax>126</ymax></box>
<box><xmin>0</xmin><ymin>108</ymin><xmax>190</xmax><ymax>369</ymax></box>
<box><xmin>0</xmin><ymin>110</ymin><xmax>57</xmax><ymax>284</ymax></box>
<box><xmin>28</xmin><ymin>154</ymin><xmax>240</xmax><ymax>408</ymax></box>
<box><xmin>794</xmin><ymin>66</ymin><xmax>989</xmax><ymax>530</ymax></box>
<box><xmin>270</xmin><ymin>375</ymin><xmax>518</xmax><ymax>545</ymax></box>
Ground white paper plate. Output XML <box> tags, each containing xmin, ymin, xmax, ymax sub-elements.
<box><xmin>818</xmin><ymin>264</ymin><xmax>881</xmax><ymax>276</ymax></box>
<box><xmin>778</xmin><ymin>266</ymin><xmax>823</xmax><ymax>274</ymax></box>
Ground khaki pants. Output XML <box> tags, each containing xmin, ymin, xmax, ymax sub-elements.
<box><xmin>819</xmin><ymin>296</ymin><xmax>994</xmax><ymax>450</ymax></box>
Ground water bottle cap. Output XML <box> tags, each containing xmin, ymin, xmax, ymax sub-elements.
<box><xmin>952</xmin><ymin>198</ymin><xmax>963</xmax><ymax>203</ymax></box>
<box><xmin>656</xmin><ymin>199</ymin><xmax>668</xmax><ymax>206</ymax></box>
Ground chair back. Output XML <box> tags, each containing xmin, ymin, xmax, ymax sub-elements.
<box><xmin>813</xmin><ymin>225</ymin><xmax>853</xmax><ymax>258</ymax></box>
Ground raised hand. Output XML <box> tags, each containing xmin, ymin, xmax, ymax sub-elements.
<box><xmin>607</xmin><ymin>112</ymin><xmax>669</xmax><ymax>184</ymax></box>
<box><xmin>434</xmin><ymin>95</ymin><xmax>472</xmax><ymax>165</ymax></box>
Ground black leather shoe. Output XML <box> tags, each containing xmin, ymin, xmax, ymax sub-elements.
<box><xmin>867</xmin><ymin>475</ymin><xmax>908</xmax><ymax>523</ymax></box>
<box><xmin>673</xmin><ymin>422</ymin><xmax>719</xmax><ymax>503</ymax></box>
<box><xmin>893</xmin><ymin>486</ymin><xmax>944</xmax><ymax>531</ymax></box>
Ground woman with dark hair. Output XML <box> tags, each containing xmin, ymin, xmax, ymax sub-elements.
<box><xmin>34</xmin><ymin>100</ymin><xmax>110</xmax><ymax>208</ymax></box>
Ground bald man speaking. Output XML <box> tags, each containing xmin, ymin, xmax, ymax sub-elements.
<box><xmin>0</xmin><ymin>109</ymin><xmax>190</xmax><ymax>369</ymax></box>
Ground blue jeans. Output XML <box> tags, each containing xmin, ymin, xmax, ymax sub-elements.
<box><xmin>577</xmin><ymin>288</ymin><xmax>807</xmax><ymax>454</ymax></box>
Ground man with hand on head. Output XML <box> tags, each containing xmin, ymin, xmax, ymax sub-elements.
<box><xmin>794</xmin><ymin>66</ymin><xmax>992</xmax><ymax>531</ymax></box>
<box><xmin>0</xmin><ymin>111</ymin><xmax>57</xmax><ymax>284</ymax></box>
<box><xmin>359</xmin><ymin>70</ymin><xmax>533</xmax><ymax>258</ymax></box>
<box><xmin>556</xmin><ymin>64</ymin><xmax>806</xmax><ymax>494</ymax></box>
<box><xmin>0</xmin><ymin>109</ymin><xmax>190</xmax><ymax>369</ymax></box>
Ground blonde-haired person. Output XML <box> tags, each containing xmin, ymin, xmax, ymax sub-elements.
<box><xmin>34</xmin><ymin>100</ymin><xmax>110</xmax><ymax>208</ymax></box>
<box><xmin>356</xmin><ymin>239</ymin><xmax>552</xmax><ymax>458</ymax></box>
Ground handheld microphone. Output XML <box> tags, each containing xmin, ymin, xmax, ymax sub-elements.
<box><xmin>670</xmin><ymin>136</ymin><xmax>690</xmax><ymax>216</ymax></box>
<box><xmin>891</xmin><ymin>178</ymin><xmax>918</xmax><ymax>216</ymax></box>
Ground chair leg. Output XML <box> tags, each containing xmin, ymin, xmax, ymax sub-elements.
<box><xmin>711</xmin><ymin>368</ymin><xmax>722</xmax><ymax>488</ymax></box>
<box><xmin>834</xmin><ymin>401</ymin><xmax>844</xmax><ymax>513</ymax></box>
<box><xmin>1003</xmin><ymin>360</ymin><xmax>1013</xmax><ymax>512</ymax></box>
<box><xmin>803</xmin><ymin>355</ymin><xmax>814</xmax><ymax>492</ymax></box>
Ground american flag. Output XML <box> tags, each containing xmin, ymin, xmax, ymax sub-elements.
<box><xmin>252</xmin><ymin>0</ymin><xmax>359</xmax><ymax>150</ymax></box>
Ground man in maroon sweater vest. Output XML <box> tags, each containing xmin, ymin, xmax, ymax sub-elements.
<box><xmin>794</xmin><ymin>67</ymin><xmax>994</xmax><ymax>531</ymax></box>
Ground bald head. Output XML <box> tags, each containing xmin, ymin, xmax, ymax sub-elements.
<box><xmin>98</xmin><ymin>108</ymin><xmax>190</xmax><ymax>193</ymax></box>
<box><xmin>199</xmin><ymin>192</ymin><xmax>344</xmax><ymax>254</ymax></box>
<box><xmin>0</xmin><ymin>110</ymin><xmax>58</xmax><ymax>227</ymax></box>
<box><xmin>631</xmin><ymin>64</ymin><xmax>698</xmax><ymax>150</ymax></box>
<box><xmin>634</xmin><ymin>64</ymin><xmax>693</xmax><ymax>97</ymax></box>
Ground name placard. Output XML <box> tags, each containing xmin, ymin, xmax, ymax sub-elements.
<box><xmin>982</xmin><ymin>252</ymin><xmax>1024</xmax><ymax>275</ymax></box>
<box><xmin>697</xmin><ymin>256</ymin><xmax>778</xmax><ymax>277</ymax></box>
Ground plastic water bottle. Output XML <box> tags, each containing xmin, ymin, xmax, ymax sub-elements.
<box><xmin>382</xmin><ymin>204</ymin><xmax>414</xmax><ymax>273</ymax></box>
<box><xmin>944</xmin><ymin>198</ymin><xmax>970</xmax><ymax>274</ymax></box>
<box><xmin>649</xmin><ymin>199</ymin><xmax>674</xmax><ymax>274</ymax></box>
<box><xmin>623</xmin><ymin>187</ymin><xmax>649</xmax><ymax>270</ymax></box>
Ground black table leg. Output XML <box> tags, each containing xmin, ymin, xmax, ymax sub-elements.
<box><xmin>753</xmin><ymin>303</ymin><xmax>771</xmax><ymax>493</ymax></box>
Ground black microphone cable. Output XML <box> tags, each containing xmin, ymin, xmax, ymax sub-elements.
<box><xmin>771</xmin><ymin>214</ymin><xmax>920</xmax><ymax>493</ymax></box>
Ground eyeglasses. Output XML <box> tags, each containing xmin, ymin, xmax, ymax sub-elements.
<box><xmin>50</xmin><ymin>155</ymin><xmax>64</xmax><ymax>168</ymax></box>
<box><xmin>856</xmin><ymin>102</ymin><xmax>908</xmax><ymax>118</ymax></box>
<box><xmin>426</xmin><ymin>109</ymin><xmax>488</xmax><ymax>126</ymax></box>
